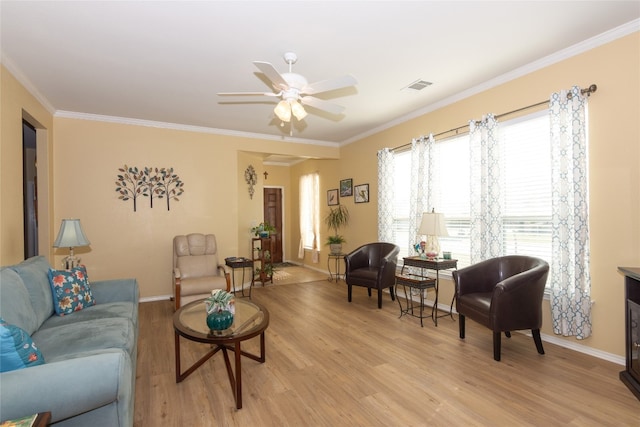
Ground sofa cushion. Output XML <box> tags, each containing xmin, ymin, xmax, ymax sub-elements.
<box><xmin>32</xmin><ymin>317</ymin><xmax>136</xmax><ymax>363</ymax></box>
<box><xmin>0</xmin><ymin>317</ymin><xmax>45</xmax><ymax>372</ymax></box>
<box><xmin>39</xmin><ymin>301</ymin><xmax>137</xmax><ymax>332</ymax></box>
<box><xmin>0</xmin><ymin>268</ymin><xmax>38</xmax><ymax>335</ymax></box>
<box><xmin>9</xmin><ymin>256</ymin><xmax>54</xmax><ymax>328</ymax></box>
<box><xmin>48</xmin><ymin>265</ymin><xmax>96</xmax><ymax>316</ymax></box>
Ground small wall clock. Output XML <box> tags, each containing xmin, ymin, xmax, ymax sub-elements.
<box><xmin>245</xmin><ymin>165</ymin><xmax>257</xmax><ymax>199</ymax></box>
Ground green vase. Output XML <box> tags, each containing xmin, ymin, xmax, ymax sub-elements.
<box><xmin>206</xmin><ymin>310</ymin><xmax>234</xmax><ymax>331</ymax></box>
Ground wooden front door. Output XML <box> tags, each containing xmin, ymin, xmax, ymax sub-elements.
<box><xmin>263</xmin><ymin>187</ymin><xmax>283</xmax><ymax>263</ymax></box>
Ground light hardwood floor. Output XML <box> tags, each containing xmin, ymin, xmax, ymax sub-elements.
<box><xmin>134</xmin><ymin>272</ymin><xmax>639</xmax><ymax>426</ymax></box>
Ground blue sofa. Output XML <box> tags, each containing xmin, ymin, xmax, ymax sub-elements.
<box><xmin>0</xmin><ymin>256</ymin><xmax>138</xmax><ymax>426</ymax></box>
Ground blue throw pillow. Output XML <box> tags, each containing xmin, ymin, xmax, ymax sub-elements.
<box><xmin>48</xmin><ymin>265</ymin><xmax>96</xmax><ymax>316</ymax></box>
<box><xmin>0</xmin><ymin>317</ymin><xmax>45</xmax><ymax>372</ymax></box>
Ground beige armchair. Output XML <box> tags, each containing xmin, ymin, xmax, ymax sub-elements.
<box><xmin>173</xmin><ymin>233</ymin><xmax>231</xmax><ymax>310</ymax></box>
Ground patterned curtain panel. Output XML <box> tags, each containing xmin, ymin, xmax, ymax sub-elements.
<box><xmin>298</xmin><ymin>172</ymin><xmax>321</xmax><ymax>261</ymax></box>
<box><xmin>377</xmin><ymin>148</ymin><xmax>394</xmax><ymax>243</ymax></box>
<box><xmin>469</xmin><ymin>114</ymin><xmax>503</xmax><ymax>263</ymax></box>
<box><xmin>549</xmin><ymin>86</ymin><xmax>592</xmax><ymax>339</ymax></box>
<box><xmin>409</xmin><ymin>135</ymin><xmax>435</xmax><ymax>254</ymax></box>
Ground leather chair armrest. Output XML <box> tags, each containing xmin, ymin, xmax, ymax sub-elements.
<box><xmin>453</xmin><ymin>258</ymin><xmax>501</xmax><ymax>296</ymax></box>
<box><xmin>491</xmin><ymin>263</ymin><xmax>548</xmax><ymax>330</ymax></box>
<box><xmin>173</xmin><ymin>268</ymin><xmax>182</xmax><ymax>311</ymax></box>
<box><xmin>218</xmin><ymin>264</ymin><xmax>231</xmax><ymax>292</ymax></box>
<box><xmin>344</xmin><ymin>247</ymin><xmax>368</xmax><ymax>271</ymax></box>
<box><xmin>492</xmin><ymin>264</ymin><xmax>548</xmax><ymax>307</ymax></box>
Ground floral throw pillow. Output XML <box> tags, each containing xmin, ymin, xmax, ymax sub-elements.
<box><xmin>48</xmin><ymin>265</ymin><xmax>96</xmax><ymax>316</ymax></box>
<box><xmin>0</xmin><ymin>317</ymin><xmax>45</xmax><ymax>372</ymax></box>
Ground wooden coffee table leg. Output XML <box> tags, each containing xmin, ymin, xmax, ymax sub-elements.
<box><xmin>175</xmin><ymin>332</ymin><xmax>181</xmax><ymax>383</ymax></box>
<box><xmin>235</xmin><ymin>341</ymin><xmax>243</xmax><ymax>409</ymax></box>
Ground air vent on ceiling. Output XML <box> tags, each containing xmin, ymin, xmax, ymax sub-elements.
<box><xmin>402</xmin><ymin>79</ymin><xmax>433</xmax><ymax>91</ymax></box>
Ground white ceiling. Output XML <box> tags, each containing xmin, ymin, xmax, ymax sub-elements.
<box><xmin>2</xmin><ymin>1</ymin><xmax>639</xmax><ymax>148</ymax></box>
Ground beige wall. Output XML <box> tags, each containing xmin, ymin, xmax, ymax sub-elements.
<box><xmin>0</xmin><ymin>65</ymin><xmax>54</xmax><ymax>265</ymax></box>
<box><xmin>51</xmin><ymin>119</ymin><xmax>339</xmax><ymax>298</ymax></box>
<box><xmin>1</xmin><ymin>33</ymin><xmax>638</xmax><ymax>358</ymax></box>
<box><xmin>313</xmin><ymin>32</ymin><xmax>639</xmax><ymax>357</ymax></box>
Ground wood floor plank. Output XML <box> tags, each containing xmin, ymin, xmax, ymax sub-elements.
<box><xmin>135</xmin><ymin>273</ymin><xmax>639</xmax><ymax>426</ymax></box>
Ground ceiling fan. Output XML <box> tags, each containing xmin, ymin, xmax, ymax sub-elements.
<box><xmin>218</xmin><ymin>52</ymin><xmax>357</xmax><ymax>123</ymax></box>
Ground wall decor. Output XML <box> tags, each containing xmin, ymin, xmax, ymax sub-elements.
<box><xmin>245</xmin><ymin>165</ymin><xmax>257</xmax><ymax>199</ymax></box>
<box><xmin>327</xmin><ymin>189</ymin><xmax>339</xmax><ymax>206</ymax></box>
<box><xmin>354</xmin><ymin>183</ymin><xmax>369</xmax><ymax>203</ymax></box>
<box><xmin>116</xmin><ymin>165</ymin><xmax>184</xmax><ymax>212</ymax></box>
<box><xmin>340</xmin><ymin>178</ymin><xmax>353</xmax><ymax>197</ymax></box>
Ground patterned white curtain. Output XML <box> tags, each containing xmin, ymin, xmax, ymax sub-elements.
<box><xmin>469</xmin><ymin>114</ymin><xmax>503</xmax><ymax>263</ymax></box>
<box><xmin>408</xmin><ymin>135</ymin><xmax>436</xmax><ymax>254</ymax></box>
<box><xmin>549</xmin><ymin>86</ymin><xmax>591</xmax><ymax>339</ymax></box>
<box><xmin>377</xmin><ymin>148</ymin><xmax>394</xmax><ymax>242</ymax></box>
<box><xmin>298</xmin><ymin>172</ymin><xmax>320</xmax><ymax>261</ymax></box>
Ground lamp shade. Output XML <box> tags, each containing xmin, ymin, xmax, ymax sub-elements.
<box><xmin>274</xmin><ymin>100</ymin><xmax>292</xmax><ymax>122</ymax></box>
<box><xmin>53</xmin><ymin>219</ymin><xmax>90</xmax><ymax>248</ymax></box>
<box><xmin>418</xmin><ymin>212</ymin><xmax>449</xmax><ymax>237</ymax></box>
<box><xmin>290</xmin><ymin>100</ymin><xmax>308</xmax><ymax>120</ymax></box>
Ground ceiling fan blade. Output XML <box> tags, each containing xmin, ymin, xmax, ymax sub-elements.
<box><xmin>253</xmin><ymin>61</ymin><xmax>289</xmax><ymax>91</ymax></box>
<box><xmin>300</xmin><ymin>96</ymin><xmax>346</xmax><ymax>115</ymax></box>
<box><xmin>302</xmin><ymin>75</ymin><xmax>357</xmax><ymax>95</ymax></box>
<box><xmin>217</xmin><ymin>91</ymin><xmax>279</xmax><ymax>97</ymax></box>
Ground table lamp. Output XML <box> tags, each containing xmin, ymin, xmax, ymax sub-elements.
<box><xmin>418</xmin><ymin>209</ymin><xmax>448</xmax><ymax>259</ymax></box>
<box><xmin>53</xmin><ymin>219</ymin><xmax>91</xmax><ymax>269</ymax></box>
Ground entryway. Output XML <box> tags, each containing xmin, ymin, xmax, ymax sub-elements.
<box><xmin>263</xmin><ymin>187</ymin><xmax>283</xmax><ymax>263</ymax></box>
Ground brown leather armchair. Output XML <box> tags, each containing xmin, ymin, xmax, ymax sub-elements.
<box><xmin>173</xmin><ymin>233</ymin><xmax>231</xmax><ymax>310</ymax></box>
<box><xmin>453</xmin><ymin>255</ymin><xmax>549</xmax><ymax>361</ymax></box>
<box><xmin>344</xmin><ymin>242</ymin><xmax>400</xmax><ymax>309</ymax></box>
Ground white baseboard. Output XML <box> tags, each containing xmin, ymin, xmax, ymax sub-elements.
<box><xmin>396</xmin><ymin>289</ymin><xmax>625</xmax><ymax>366</ymax></box>
<box><xmin>140</xmin><ymin>294</ymin><xmax>172</xmax><ymax>303</ymax></box>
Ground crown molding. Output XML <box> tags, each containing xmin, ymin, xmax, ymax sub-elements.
<box><xmin>341</xmin><ymin>18</ymin><xmax>640</xmax><ymax>146</ymax></box>
<box><xmin>1</xmin><ymin>54</ymin><xmax>56</xmax><ymax>115</ymax></box>
<box><xmin>54</xmin><ymin>110</ymin><xmax>340</xmax><ymax>147</ymax></box>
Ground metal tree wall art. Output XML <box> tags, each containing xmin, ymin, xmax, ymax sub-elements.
<box><xmin>115</xmin><ymin>165</ymin><xmax>145</xmax><ymax>212</ymax></box>
<box><xmin>116</xmin><ymin>165</ymin><xmax>185</xmax><ymax>212</ymax></box>
<box><xmin>156</xmin><ymin>167</ymin><xmax>185</xmax><ymax>211</ymax></box>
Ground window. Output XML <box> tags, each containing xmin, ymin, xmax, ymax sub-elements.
<box><xmin>299</xmin><ymin>173</ymin><xmax>320</xmax><ymax>250</ymax></box>
<box><xmin>391</xmin><ymin>111</ymin><xmax>552</xmax><ymax>270</ymax></box>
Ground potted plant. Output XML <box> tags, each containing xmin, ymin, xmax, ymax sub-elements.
<box><xmin>251</xmin><ymin>221</ymin><xmax>276</xmax><ymax>237</ymax></box>
<box><xmin>324</xmin><ymin>204</ymin><xmax>350</xmax><ymax>254</ymax></box>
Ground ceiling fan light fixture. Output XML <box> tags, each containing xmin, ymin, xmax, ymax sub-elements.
<box><xmin>274</xmin><ymin>100</ymin><xmax>291</xmax><ymax>122</ymax></box>
<box><xmin>291</xmin><ymin>100</ymin><xmax>307</xmax><ymax>121</ymax></box>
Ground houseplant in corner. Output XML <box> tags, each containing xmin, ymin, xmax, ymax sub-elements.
<box><xmin>251</xmin><ymin>221</ymin><xmax>276</xmax><ymax>238</ymax></box>
<box><xmin>324</xmin><ymin>204</ymin><xmax>350</xmax><ymax>254</ymax></box>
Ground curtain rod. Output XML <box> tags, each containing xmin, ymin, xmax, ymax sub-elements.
<box><xmin>391</xmin><ymin>84</ymin><xmax>597</xmax><ymax>152</ymax></box>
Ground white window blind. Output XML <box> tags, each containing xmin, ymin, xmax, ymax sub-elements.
<box><xmin>391</xmin><ymin>111</ymin><xmax>552</xmax><ymax>272</ymax></box>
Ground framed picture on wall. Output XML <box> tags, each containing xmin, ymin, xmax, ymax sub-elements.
<box><xmin>340</xmin><ymin>178</ymin><xmax>353</xmax><ymax>197</ymax></box>
<box><xmin>327</xmin><ymin>189</ymin><xmax>339</xmax><ymax>206</ymax></box>
<box><xmin>354</xmin><ymin>184</ymin><xmax>369</xmax><ymax>203</ymax></box>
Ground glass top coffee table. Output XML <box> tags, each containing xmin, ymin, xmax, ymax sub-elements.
<box><xmin>173</xmin><ymin>298</ymin><xmax>269</xmax><ymax>409</ymax></box>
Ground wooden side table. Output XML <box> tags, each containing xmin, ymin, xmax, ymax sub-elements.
<box><xmin>395</xmin><ymin>273</ymin><xmax>437</xmax><ymax>326</ymax></box>
<box><xmin>402</xmin><ymin>256</ymin><xmax>458</xmax><ymax>325</ymax></box>
<box><xmin>1</xmin><ymin>412</ymin><xmax>51</xmax><ymax>427</ymax></box>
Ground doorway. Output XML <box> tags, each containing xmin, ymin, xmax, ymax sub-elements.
<box><xmin>263</xmin><ymin>187</ymin><xmax>283</xmax><ymax>263</ymax></box>
<box><xmin>23</xmin><ymin>120</ymin><xmax>38</xmax><ymax>259</ymax></box>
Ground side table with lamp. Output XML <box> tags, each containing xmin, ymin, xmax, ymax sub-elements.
<box><xmin>401</xmin><ymin>209</ymin><xmax>458</xmax><ymax>325</ymax></box>
<box><xmin>52</xmin><ymin>218</ymin><xmax>91</xmax><ymax>269</ymax></box>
